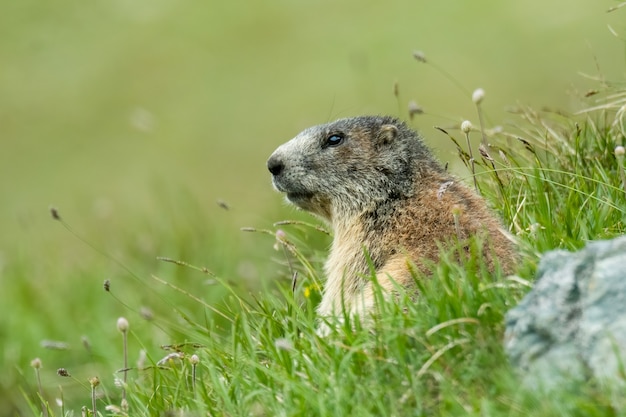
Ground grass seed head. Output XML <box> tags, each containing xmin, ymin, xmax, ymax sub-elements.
<box><xmin>117</xmin><ymin>317</ymin><xmax>129</xmax><ymax>333</ymax></box>
<box><xmin>105</xmin><ymin>405</ymin><xmax>122</xmax><ymax>413</ymax></box>
<box><xmin>412</xmin><ymin>50</ymin><xmax>427</xmax><ymax>63</ymax></box>
<box><xmin>472</xmin><ymin>88</ymin><xmax>485</xmax><ymax>104</ymax></box>
<box><xmin>408</xmin><ymin>101</ymin><xmax>424</xmax><ymax>119</ymax></box>
<box><xmin>275</xmin><ymin>229</ymin><xmax>287</xmax><ymax>241</ymax></box>
<box><xmin>82</xmin><ymin>336</ymin><xmax>92</xmax><ymax>352</ymax></box>
<box><xmin>31</xmin><ymin>358</ymin><xmax>42</xmax><ymax>369</ymax></box>
<box><xmin>140</xmin><ymin>306</ymin><xmax>154</xmax><ymax>321</ymax></box>
<box><xmin>49</xmin><ymin>207</ymin><xmax>61</xmax><ymax>221</ymax></box>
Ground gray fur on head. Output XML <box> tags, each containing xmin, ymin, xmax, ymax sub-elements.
<box><xmin>267</xmin><ymin>115</ymin><xmax>442</xmax><ymax>223</ymax></box>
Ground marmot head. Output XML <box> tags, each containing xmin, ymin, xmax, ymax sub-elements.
<box><xmin>267</xmin><ymin>116</ymin><xmax>440</xmax><ymax>223</ymax></box>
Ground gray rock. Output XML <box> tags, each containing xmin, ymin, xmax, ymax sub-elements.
<box><xmin>504</xmin><ymin>236</ymin><xmax>626</xmax><ymax>389</ymax></box>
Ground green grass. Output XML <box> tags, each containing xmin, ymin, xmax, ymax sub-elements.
<box><xmin>11</xmin><ymin>76</ymin><xmax>626</xmax><ymax>416</ymax></box>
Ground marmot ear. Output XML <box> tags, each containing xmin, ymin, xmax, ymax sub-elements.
<box><xmin>376</xmin><ymin>124</ymin><xmax>398</xmax><ymax>146</ymax></box>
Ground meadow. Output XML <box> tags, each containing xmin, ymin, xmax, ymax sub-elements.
<box><xmin>2</xmin><ymin>0</ymin><xmax>626</xmax><ymax>415</ymax></box>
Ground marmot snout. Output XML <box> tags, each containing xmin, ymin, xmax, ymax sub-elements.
<box><xmin>267</xmin><ymin>115</ymin><xmax>516</xmax><ymax>319</ymax></box>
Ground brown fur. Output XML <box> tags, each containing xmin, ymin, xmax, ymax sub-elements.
<box><xmin>267</xmin><ymin>116</ymin><xmax>516</xmax><ymax>321</ymax></box>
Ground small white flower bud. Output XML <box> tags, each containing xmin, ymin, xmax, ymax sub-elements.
<box><xmin>461</xmin><ymin>120</ymin><xmax>473</xmax><ymax>133</ymax></box>
<box><xmin>615</xmin><ymin>145</ymin><xmax>625</xmax><ymax>157</ymax></box>
<box><xmin>31</xmin><ymin>358</ymin><xmax>42</xmax><ymax>369</ymax></box>
<box><xmin>472</xmin><ymin>88</ymin><xmax>485</xmax><ymax>104</ymax></box>
<box><xmin>408</xmin><ymin>100</ymin><xmax>424</xmax><ymax>120</ymax></box>
<box><xmin>190</xmin><ymin>354</ymin><xmax>200</xmax><ymax>365</ymax></box>
<box><xmin>117</xmin><ymin>317</ymin><xmax>129</xmax><ymax>333</ymax></box>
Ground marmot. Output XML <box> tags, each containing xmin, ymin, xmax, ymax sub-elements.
<box><xmin>267</xmin><ymin>115</ymin><xmax>516</xmax><ymax>319</ymax></box>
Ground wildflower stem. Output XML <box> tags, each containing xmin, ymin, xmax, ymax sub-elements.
<box><xmin>476</xmin><ymin>103</ymin><xmax>488</xmax><ymax>147</ymax></box>
<box><xmin>58</xmin><ymin>385</ymin><xmax>65</xmax><ymax>417</ymax></box>
<box><xmin>92</xmin><ymin>386</ymin><xmax>97</xmax><ymax>417</ymax></box>
<box><xmin>461</xmin><ymin>121</ymin><xmax>480</xmax><ymax>194</ymax></box>
<box><xmin>190</xmin><ymin>354</ymin><xmax>200</xmax><ymax>394</ymax></box>
<box><xmin>472</xmin><ymin>88</ymin><xmax>488</xmax><ymax>147</ymax></box>
<box><xmin>89</xmin><ymin>377</ymin><xmax>100</xmax><ymax>417</ymax></box>
<box><xmin>32</xmin><ymin>361</ymin><xmax>48</xmax><ymax>417</ymax></box>
<box><xmin>615</xmin><ymin>146</ymin><xmax>626</xmax><ymax>192</ymax></box>
<box><xmin>117</xmin><ymin>317</ymin><xmax>129</xmax><ymax>406</ymax></box>
<box><xmin>192</xmin><ymin>363</ymin><xmax>197</xmax><ymax>393</ymax></box>
<box><xmin>122</xmin><ymin>330</ymin><xmax>128</xmax><ymax>403</ymax></box>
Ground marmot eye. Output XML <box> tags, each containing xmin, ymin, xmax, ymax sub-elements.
<box><xmin>325</xmin><ymin>134</ymin><xmax>344</xmax><ymax>147</ymax></box>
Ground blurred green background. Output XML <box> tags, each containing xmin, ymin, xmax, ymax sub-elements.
<box><xmin>1</xmin><ymin>0</ymin><xmax>623</xmax><ymax>250</ymax></box>
<box><xmin>0</xmin><ymin>0</ymin><xmax>624</xmax><ymax>414</ymax></box>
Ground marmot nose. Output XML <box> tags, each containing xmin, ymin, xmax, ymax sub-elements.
<box><xmin>267</xmin><ymin>155</ymin><xmax>284</xmax><ymax>176</ymax></box>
